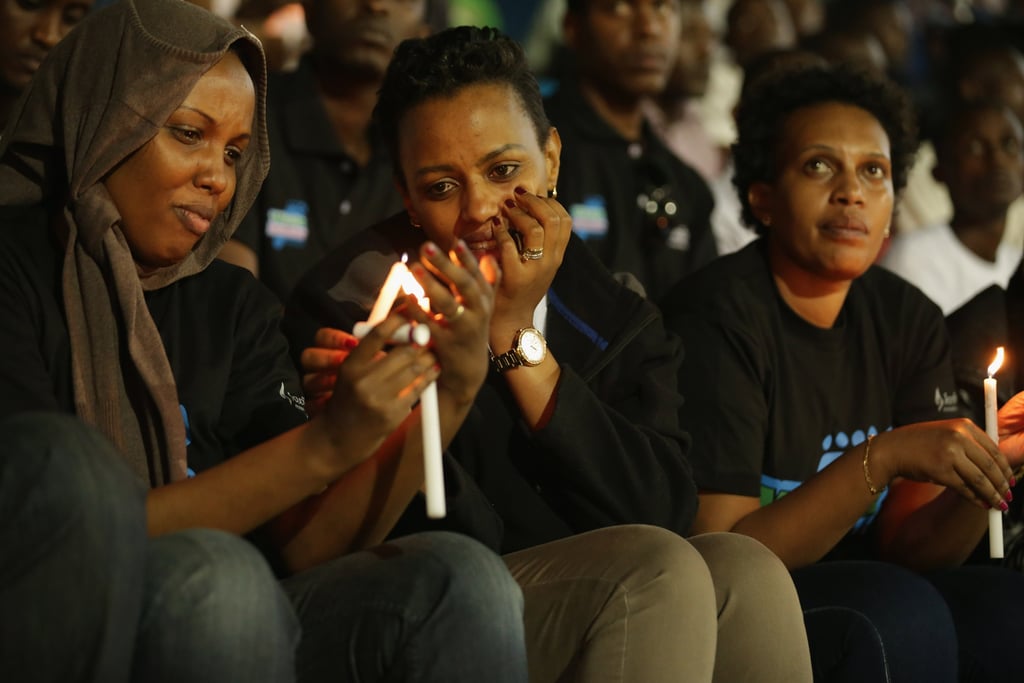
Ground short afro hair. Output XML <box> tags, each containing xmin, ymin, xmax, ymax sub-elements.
<box><xmin>373</xmin><ymin>26</ymin><xmax>550</xmax><ymax>184</ymax></box>
<box><xmin>732</xmin><ymin>63</ymin><xmax>917</xmax><ymax>234</ymax></box>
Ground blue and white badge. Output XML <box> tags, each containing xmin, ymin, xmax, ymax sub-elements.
<box><xmin>266</xmin><ymin>200</ymin><xmax>310</xmax><ymax>250</ymax></box>
<box><xmin>569</xmin><ymin>195</ymin><xmax>609</xmax><ymax>241</ymax></box>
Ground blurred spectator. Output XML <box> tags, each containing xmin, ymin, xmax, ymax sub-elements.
<box><xmin>0</xmin><ymin>0</ymin><xmax>93</xmax><ymax>132</ymax></box>
<box><xmin>881</xmin><ymin>100</ymin><xmax>1024</xmax><ymax>315</ymax></box>
<box><xmin>644</xmin><ymin>0</ymin><xmax>725</xmax><ymax>182</ymax></box>
<box><xmin>221</xmin><ymin>0</ymin><xmax>431</xmax><ymax>302</ymax></box>
<box><xmin>547</xmin><ymin>0</ymin><xmax>718</xmax><ymax>300</ymax></box>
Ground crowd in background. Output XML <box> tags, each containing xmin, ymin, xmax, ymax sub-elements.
<box><xmin>6</xmin><ymin>1</ymin><xmax>1024</xmax><ymax>682</ymax></box>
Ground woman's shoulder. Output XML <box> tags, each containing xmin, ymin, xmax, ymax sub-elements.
<box><xmin>660</xmin><ymin>240</ymin><xmax>772</xmax><ymax>318</ymax></box>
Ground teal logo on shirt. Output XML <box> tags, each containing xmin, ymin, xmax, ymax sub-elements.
<box><xmin>570</xmin><ymin>196</ymin><xmax>609</xmax><ymax>240</ymax></box>
<box><xmin>266</xmin><ymin>200</ymin><xmax>309</xmax><ymax>250</ymax></box>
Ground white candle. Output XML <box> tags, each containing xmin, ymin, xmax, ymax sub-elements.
<box><xmin>394</xmin><ymin>262</ymin><xmax>445</xmax><ymax>518</ymax></box>
<box><xmin>352</xmin><ymin>321</ymin><xmax>431</xmax><ymax>346</ymax></box>
<box><xmin>420</xmin><ymin>381</ymin><xmax>446</xmax><ymax>518</ymax></box>
<box><xmin>366</xmin><ymin>258</ymin><xmax>408</xmax><ymax>326</ymax></box>
<box><xmin>985</xmin><ymin>347</ymin><xmax>1005</xmax><ymax>558</ymax></box>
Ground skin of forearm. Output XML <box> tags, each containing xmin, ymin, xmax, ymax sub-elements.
<box><xmin>727</xmin><ymin>446</ymin><xmax>882</xmax><ymax>569</ymax></box>
<box><xmin>145</xmin><ymin>416</ymin><xmax>368</xmax><ymax>538</ymax></box>
<box><xmin>276</xmin><ymin>385</ymin><xmax>478</xmax><ymax>573</ymax></box>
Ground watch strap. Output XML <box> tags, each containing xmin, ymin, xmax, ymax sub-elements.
<box><xmin>490</xmin><ymin>348</ymin><xmax>525</xmax><ymax>373</ymax></box>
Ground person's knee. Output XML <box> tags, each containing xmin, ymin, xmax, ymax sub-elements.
<box><xmin>690</xmin><ymin>532</ymin><xmax>797</xmax><ymax>605</ymax></box>
<box><xmin>142</xmin><ymin>529</ymin><xmax>297</xmax><ymax>641</ymax></box>
<box><xmin>403</xmin><ymin>531</ymin><xmax>524</xmax><ymax>622</ymax></box>
<box><xmin>0</xmin><ymin>412</ymin><xmax>145</xmax><ymax>578</ymax></box>
<box><xmin>584</xmin><ymin>525</ymin><xmax>716</xmax><ymax>607</ymax></box>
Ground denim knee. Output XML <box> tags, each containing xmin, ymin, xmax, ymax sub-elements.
<box><xmin>133</xmin><ymin>529</ymin><xmax>298</xmax><ymax>683</ymax></box>
<box><xmin>400</xmin><ymin>531</ymin><xmax>524</xmax><ymax>627</ymax></box>
<box><xmin>0</xmin><ymin>412</ymin><xmax>145</xmax><ymax>580</ymax></box>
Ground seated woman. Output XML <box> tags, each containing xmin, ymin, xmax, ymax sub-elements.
<box><xmin>0</xmin><ymin>1</ymin><xmax>528</xmax><ymax>681</ymax></box>
<box><xmin>286</xmin><ymin>26</ymin><xmax>813</xmax><ymax>683</ymax></box>
<box><xmin>662</xmin><ymin>62</ymin><xmax>1024</xmax><ymax>681</ymax></box>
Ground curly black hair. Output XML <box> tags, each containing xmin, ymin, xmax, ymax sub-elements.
<box><xmin>373</xmin><ymin>26</ymin><xmax>550</xmax><ymax>185</ymax></box>
<box><xmin>732</xmin><ymin>63</ymin><xmax>918</xmax><ymax>234</ymax></box>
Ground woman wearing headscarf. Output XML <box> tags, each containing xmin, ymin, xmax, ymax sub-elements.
<box><xmin>0</xmin><ymin>1</ymin><xmax>528</xmax><ymax>682</ymax></box>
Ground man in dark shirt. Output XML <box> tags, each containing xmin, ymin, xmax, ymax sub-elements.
<box><xmin>221</xmin><ymin>0</ymin><xmax>431</xmax><ymax>302</ymax></box>
<box><xmin>546</xmin><ymin>0</ymin><xmax>717</xmax><ymax>301</ymax></box>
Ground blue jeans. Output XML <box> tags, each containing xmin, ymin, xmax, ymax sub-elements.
<box><xmin>0</xmin><ymin>413</ymin><xmax>528</xmax><ymax>683</ymax></box>
<box><xmin>282</xmin><ymin>531</ymin><xmax>528</xmax><ymax>683</ymax></box>
<box><xmin>794</xmin><ymin>559</ymin><xmax>1024</xmax><ymax>682</ymax></box>
<box><xmin>0</xmin><ymin>412</ymin><xmax>298</xmax><ymax>683</ymax></box>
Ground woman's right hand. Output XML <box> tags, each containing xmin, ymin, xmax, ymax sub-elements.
<box><xmin>875</xmin><ymin>418</ymin><xmax>1014</xmax><ymax>510</ymax></box>
<box><xmin>306</xmin><ymin>314</ymin><xmax>439</xmax><ymax>465</ymax></box>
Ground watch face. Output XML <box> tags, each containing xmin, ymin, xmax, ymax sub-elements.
<box><xmin>518</xmin><ymin>329</ymin><xmax>546</xmax><ymax>364</ymax></box>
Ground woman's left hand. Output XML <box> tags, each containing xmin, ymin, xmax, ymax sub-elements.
<box><xmin>409</xmin><ymin>240</ymin><xmax>500</xmax><ymax>405</ymax></box>
<box><xmin>489</xmin><ymin>186</ymin><xmax>572</xmax><ymax>336</ymax></box>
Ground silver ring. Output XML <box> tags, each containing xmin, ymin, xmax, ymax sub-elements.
<box><xmin>520</xmin><ymin>247</ymin><xmax>544</xmax><ymax>262</ymax></box>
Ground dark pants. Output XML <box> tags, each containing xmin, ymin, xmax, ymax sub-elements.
<box><xmin>0</xmin><ymin>412</ymin><xmax>298</xmax><ymax>683</ymax></box>
<box><xmin>794</xmin><ymin>559</ymin><xmax>1024</xmax><ymax>682</ymax></box>
<box><xmin>0</xmin><ymin>413</ymin><xmax>529</xmax><ymax>683</ymax></box>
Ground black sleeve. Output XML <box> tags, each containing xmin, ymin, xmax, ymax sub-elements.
<box><xmin>667</xmin><ymin>308</ymin><xmax>769</xmax><ymax>497</ymax></box>
<box><xmin>0</xmin><ymin>222</ymin><xmax>67</xmax><ymax>418</ymax></box>
<box><xmin>525</xmin><ymin>309</ymin><xmax>698</xmax><ymax>535</ymax></box>
<box><xmin>890</xmin><ymin>284</ymin><xmax>961</xmax><ymax>426</ymax></box>
<box><xmin>218</xmin><ymin>277</ymin><xmax>308</xmax><ymax>456</ymax></box>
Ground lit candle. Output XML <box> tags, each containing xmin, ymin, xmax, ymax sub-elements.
<box><xmin>393</xmin><ymin>266</ymin><xmax>445</xmax><ymax>518</ymax></box>
<box><xmin>366</xmin><ymin>256</ymin><xmax>409</xmax><ymax>326</ymax></box>
<box><xmin>985</xmin><ymin>346</ymin><xmax>1005</xmax><ymax>558</ymax></box>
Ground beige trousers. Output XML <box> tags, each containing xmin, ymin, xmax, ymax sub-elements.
<box><xmin>504</xmin><ymin>526</ymin><xmax>812</xmax><ymax>683</ymax></box>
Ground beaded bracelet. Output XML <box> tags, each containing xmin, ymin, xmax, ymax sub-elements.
<box><xmin>863</xmin><ymin>434</ymin><xmax>879</xmax><ymax>496</ymax></box>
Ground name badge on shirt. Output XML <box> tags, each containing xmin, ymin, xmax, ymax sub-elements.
<box><xmin>266</xmin><ymin>200</ymin><xmax>310</xmax><ymax>250</ymax></box>
<box><xmin>570</xmin><ymin>196</ymin><xmax>609</xmax><ymax>240</ymax></box>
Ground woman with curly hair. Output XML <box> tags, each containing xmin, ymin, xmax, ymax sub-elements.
<box><xmin>662</xmin><ymin>63</ymin><xmax>1024</xmax><ymax>681</ymax></box>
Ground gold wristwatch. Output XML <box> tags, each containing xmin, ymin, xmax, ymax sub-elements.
<box><xmin>490</xmin><ymin>327</ymin><xmax>547</xmax><ymax>372</ymax></box>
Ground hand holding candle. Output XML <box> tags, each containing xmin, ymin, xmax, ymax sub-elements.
<box><xmin>985</xmin><ymin>346</ymin><xmax>1005</xmax><ymax>558</ymax></box>
<box><xmin>358</xmin><ymin>255</ymin><xmax>446</xmax><ymax>519</ymax></box>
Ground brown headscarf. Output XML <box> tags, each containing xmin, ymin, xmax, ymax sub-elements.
<box><xmin>0</xmin><ymin>0</ymin><xmax>270</xmax><ymax>486</ymax></box>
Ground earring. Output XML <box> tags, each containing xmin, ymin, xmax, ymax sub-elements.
<box><xmin>409</xmin><ymin>216</ymin><xmax>421</xmax><ymax>228</ymax></box>
<box><xmin>763</xmin><ymin>216</ymin><xmax>772</xmax><ymax>227</ymax></box>
<box><xmin>548</xmin><ymin>187</ymin><xmax>558</xmax><ymax>199</ymax></box>
<box><xmin>884</xmin><ymin>226</ymin><xmax>891</xmax><ymax>238</ymax></box>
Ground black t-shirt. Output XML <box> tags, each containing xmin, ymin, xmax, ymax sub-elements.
<box><xmin>0</xmin><ymin>207</ymin><xmax>307</xmax><ymax>474</ymax></box>
<box><xmin>544</xmin><ymin>82</ymin><xmax>717</xmax><ymax>302</ymax></box>
<box><xmin>662</xmin><ymin>240</ymin><xmax>958</xmax><ymax>554</ymax></box>
<box><xmin>234</xmin><ymin>57</ymin><xmax>404</xmax><ymax>303</ymax></box>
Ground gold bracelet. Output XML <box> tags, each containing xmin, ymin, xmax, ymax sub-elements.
<box><xmin>863</xmin><ymin>434</ymin><xmax>880</xmax><ymax>496</ymax></box>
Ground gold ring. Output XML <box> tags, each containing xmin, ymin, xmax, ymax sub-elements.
<box><xmin>520</xmin><ymin>247</ymin><xmax>544</xmax><ymax>262</ymax></box>
<box><xmin>448</xmin><ymin>303</ymin><xmax>466</xmax><ymax>321</ymax></box>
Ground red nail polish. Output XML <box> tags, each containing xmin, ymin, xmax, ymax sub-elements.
<box><xmin>999</xmin><ymin>500</ymin><xmax>1009</xmax><ymax>512</ymax></box>
<box><xmin>1007</xmin><ymin>489</ymin><xmax>1014</xmax><ymax>502</ymax></box>
<box><xmin>1012</xmin><ymin>477</ymin><xmax>1017</xmax><ymax>487</ymax></box>
<box><xmin>504</xmin><ymin>198</ymin><xmax>516</xmax><ymax>208</ymax></box>
<box><xmin>514</xmin><ymin>186</ymin><xmax>527</xmax><ymax>195</ymax></box>
<box><xmin>424</xmin><ymin>242</ymin><xmax>438</xmax><ymax>256</ymax></box>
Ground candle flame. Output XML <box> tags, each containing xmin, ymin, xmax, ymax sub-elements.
<box><xmin>397</xmin><ymin>262</ymin><xmax>429</xmax><ymax>310</ymax></box>
<box><xmin>988</xmin><ymin>347</ymin><xmax>1005</xmax><ymax>377</ymax></box>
